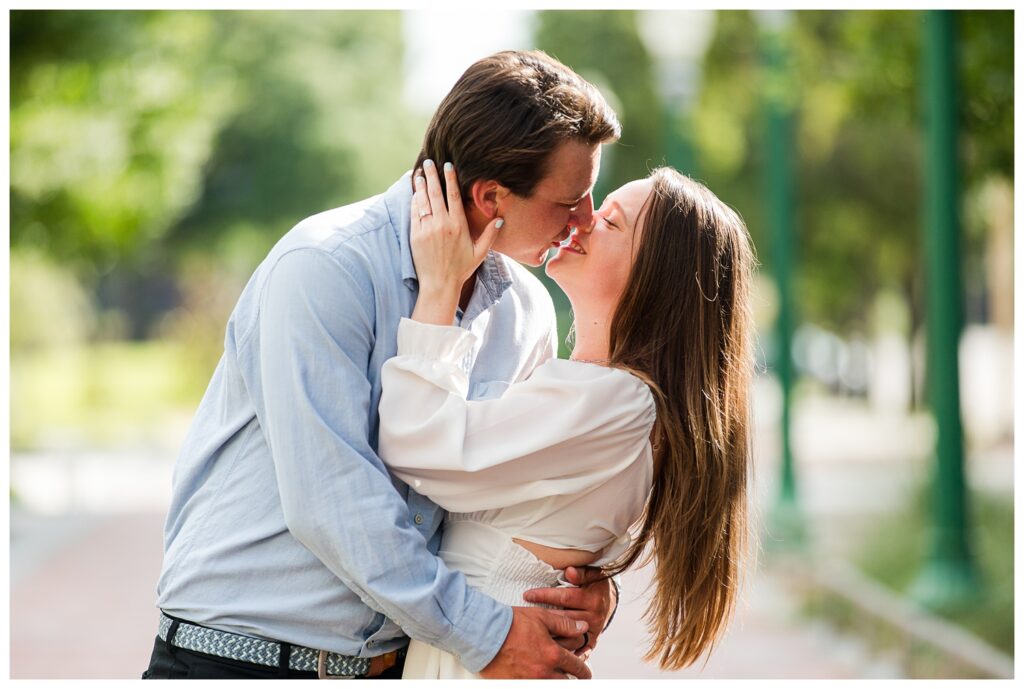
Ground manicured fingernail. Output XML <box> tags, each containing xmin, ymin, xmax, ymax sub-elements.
<box><xmin>444</xmin><ymin>162</ymin><xmax>453</xmax><ymax>172</ymax></box>
<box><xmin>423</xmin><ymin>159</ymin><xmax>434</xmax><ymax>168</ymax></box>
<box><xmin>576</xmin><ymin>621</ymin><xmax>587</xmax><ymax>632</ymax></box>
<box><xmin>415</xmin><ymin>176</ymin><xmax>425</xmax><ymax>186</ymax></box>
<box><xmin>495</xmin><ymin>218</ymin><xmax>504</xmax><ymax>229</ymax></box>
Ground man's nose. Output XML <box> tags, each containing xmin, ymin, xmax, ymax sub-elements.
<box><xmin>570</xmin><ymin>194</ymin><xmax>595</xmax><ymax>232</ymax></box>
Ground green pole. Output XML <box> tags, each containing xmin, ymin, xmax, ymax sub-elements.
<box><xmin>910</xmin><ymin>9</ymin><xmax>979</xmax><ymax>607</ymax></box>
<box><xmin>760</xmin><ymin>18</ymin><xmax>804</xmax><ymax>547</ymax></box>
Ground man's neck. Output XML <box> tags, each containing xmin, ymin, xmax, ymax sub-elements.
<box><xmin>457</xmin><ymin>214</ymin><xmax>490</xmax><ymax>312</ymax></box>
<box><xmin>458</xmin><ymin>274</ymin><xmax>475</xmax><ymax>312</ymax></box>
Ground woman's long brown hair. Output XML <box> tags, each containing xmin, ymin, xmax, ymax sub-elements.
<box><xmin>605</xmin><ymin>167</ymin><xmax>756</xmax><ymax>670</ymax></box>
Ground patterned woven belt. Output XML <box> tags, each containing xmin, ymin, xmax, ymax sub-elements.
<box><xmin>158</xmin><ymin>613</ymin><xmax>400</xmax><ymax>678</ymax></box>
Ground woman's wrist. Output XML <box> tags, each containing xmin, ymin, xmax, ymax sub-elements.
<box><xmin>412</xmin><ymin>282</ymin><xmax>462</xmax><ymax>326</ymax></box>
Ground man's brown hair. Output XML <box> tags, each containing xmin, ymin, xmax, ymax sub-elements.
<box><xmin>413</xmin><ymin>50</ymin><xmax>620</xmax><ymax>202</ymax></box>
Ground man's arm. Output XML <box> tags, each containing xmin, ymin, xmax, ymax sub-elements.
<box><xmin>258</xmin><ymin>247</ymin><xmax>508</xmax><ymax>671</ymax></box>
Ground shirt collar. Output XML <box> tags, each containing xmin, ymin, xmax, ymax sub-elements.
<box><xmin>384</xmin><ymin>171</ymin><xmax>514</xmax><ymax>306</ymax></box>
<box><xmin>478</xmin><ymin>251</ymin><xmax>514</xmax><ymax>303</ymax></box>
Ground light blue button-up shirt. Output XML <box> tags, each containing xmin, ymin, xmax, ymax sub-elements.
<box><xmin>156</xmin><ymin>173</ymin><xmax>558</xmax><ymax>672</ymax></box>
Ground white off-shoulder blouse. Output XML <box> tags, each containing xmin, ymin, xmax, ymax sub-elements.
<box><xmin>378</xmin><ymin>318</ymin><xmax>656</xmax><ymax>563</ymax></box>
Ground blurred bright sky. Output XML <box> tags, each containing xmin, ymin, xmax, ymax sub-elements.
<box><xmin>400</xmin><ymin>9</ymin><xmax>720</xmax><ymax>113</ymax></box>
<box><xmin>401</xmin><ymin>10</ymin><xmax>534</xmax><ymax>113</ymax></box>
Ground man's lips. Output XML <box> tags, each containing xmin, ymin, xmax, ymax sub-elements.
<box><xmin>547</xmin><ymin>228</ymin><xmax>572</xmax><ymax>248</ymax></box>
<box><xmin>538</xmin><ymin>229</ymin><xmax>574</xmax><ymax>260</ymax></box>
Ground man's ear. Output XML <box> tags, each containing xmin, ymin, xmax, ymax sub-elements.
<box><xmin>469</xmin><ymin>179</ymin><xmax>508</xmax><ymax>219</ymax></box>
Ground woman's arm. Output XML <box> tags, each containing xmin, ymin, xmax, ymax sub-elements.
<box><xmin>378</xmin><ymin>318</ymin><xmax>655</xmax><ymax>512</ymax></box>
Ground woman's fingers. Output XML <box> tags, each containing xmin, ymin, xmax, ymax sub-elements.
<box><xmin>409</xmin><ymin>181</ymin><xmax>420</xmax><ymax>232</ymax></box>
<box><xmin>422</xmin><ymin>160</ymin><xmax>447</xmax><ymax>222</ymax></box>
<box><xmin>443</xmin><ymin>162</ymin><xmax>463</xmax><ymax>216</ymax></box>
<box><xmin>412</xmin><ymin>172</ymin><xmax>430</xmax><ymax>223</ymax></box>
<box><xmin>558</xmin><ymin>648</ymin><xmax>592</xmax><ymax>679</ymax></box>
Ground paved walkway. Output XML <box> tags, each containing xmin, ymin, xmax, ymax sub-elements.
<box><xmin>10</xmin><ymin>508</ymin><xmax>896</xmax><ymax>680</ymax></box>
<box><xmin>589</xmin><ymin>560</ymin><xmax>899</xmax><ymax>679</ymax></box>
<box><xmin>11</xmin><ymin>510</ymin><xmax>166</xmax><ymax>679</ymax></box>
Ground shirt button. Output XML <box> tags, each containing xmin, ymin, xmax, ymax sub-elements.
<box><xmin>413</xmin><ymin>513</ymin><xmax>424</xmax><ymax>525</ymax></box>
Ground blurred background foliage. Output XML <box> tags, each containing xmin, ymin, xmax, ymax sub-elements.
<box><xmin>11</xmin><ymin>10</ymin><xmax>423</xmax><ymax>446</ymax></box>
<box><xmin>532</xmin><ymin>9</ymin><xmax>1009</xmax><ymax>430</ymax></box>
<box><xmin>10</xmin><ymin>8</ymin><xmax>1012</xmax><ymax>441</ymax></box>
<box><xmin>9</xmin><ymin>6</ymin><xmax>1012</xmax><ymax>441</ymax></box>
<box><xmin>7</xmin><ymin>8</ymin><xmax>1014</xmax><ymax>664</ymax></box>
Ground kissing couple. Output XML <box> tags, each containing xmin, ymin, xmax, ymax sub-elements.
<box><xmin>144</xmin><ymin>49</ymin><xmax>755</xmax><ymax>680</ymax></box>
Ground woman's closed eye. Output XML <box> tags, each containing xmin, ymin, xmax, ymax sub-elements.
<box><xmin>597</xmin><ymin>211</ymin><xmax>621</xmax><ymax>231</ymax></box>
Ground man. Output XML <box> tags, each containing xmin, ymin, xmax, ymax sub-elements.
<box><xmin>144</xmin><ymin>50</ymin><xmax>621</xmax><ymax>680</ymax></box>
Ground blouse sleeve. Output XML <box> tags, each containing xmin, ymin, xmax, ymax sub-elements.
<box><xmin>377</xmin><ymin>318</ymin><xmax>656</xmax><ymax>513</ymax></box>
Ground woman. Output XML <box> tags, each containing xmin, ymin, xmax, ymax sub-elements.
<box><xmin>378</xmin><ymin>161</ymin><xmax>756</xmax><ymax>678</ymax></box>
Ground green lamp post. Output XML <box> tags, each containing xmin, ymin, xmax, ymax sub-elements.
<box><xmin>757</xmin><ymin>10</ymin><xmax>805</xmax><ymax>548</ymax></box>
<box><xmin>909</xmin><ymin>9</ymin><xmax>979</xmax><ymax>608</ymax></box>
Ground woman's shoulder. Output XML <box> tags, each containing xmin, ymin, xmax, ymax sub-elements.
<box><xmin>534</xmin><ymin>359</ymin><xmax>657</xmax><ymax>416</ymax></box>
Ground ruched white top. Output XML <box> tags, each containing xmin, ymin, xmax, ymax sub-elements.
<box><xmin>377</xmin><ymin>318</ymin><xmax>656</xmax><ymax>677</ymax></box>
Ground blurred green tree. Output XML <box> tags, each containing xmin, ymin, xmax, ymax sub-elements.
<box><xmin>167</xmin><ymin>11</ymin><xmax>420</xmax><ymax>266</ymax></box>
<box><xmin>10</xmin><ymin>9</ymin><xmax>1011</xmax><ymax>359</ymax></box>
<box><xmin>10</xmin><ymin>10</ymin><xmax>422</xmax><ymax>342</ymax></box>
<box><xmin>535</xmin><ymin>10</ymin><xmax>663</xmax><ymax>200</ymax></box>
<box><xmin>524</xmin><ymin>9</ymin><xmax>1011</xmax><ymax>392</ymax></box>
<box><xmin>692</xmin><ymin>10</ymin><xmax>1011</xmax><ymax>398</ymax></box>
<box><xmin>532</xmin><ymin>10</ymin><xmax>662</xmax><ymax>356</ymax></box>
<box><xmin>11</xmin><ymin>11</ymin><xmax>239</xmax><ymax>273</ymax></box>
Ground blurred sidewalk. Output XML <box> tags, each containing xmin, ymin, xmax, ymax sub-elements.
<box><xmin>10</xmin><ymin>509</ymin><xmax>166</xmax><ymax>679</ymax></box>
<box><xmin>589</xmin><ymin>560</ymin><xmax>900</xmax><ymax>679</ymax></box>
<box><xmin>10</xmin><ymin>507</ymin><xmax>893</xmax><ymax>680</ymax></box>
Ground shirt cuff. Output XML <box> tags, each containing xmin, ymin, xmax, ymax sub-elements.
<box><xmin>439</xmin><ymin>586</ymin><xmax>513</xmax><ymax>673</ymax></box>
<box><xmin>397</xmin><ymin>317</ymin><xmax>478</xmax><ymax>371</ymax></box>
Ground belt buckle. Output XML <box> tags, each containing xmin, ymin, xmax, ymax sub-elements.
<box><xmin>317</xmin><ymin>650</ymin><xmax>355</xmax><ymax>680</ymax></box>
